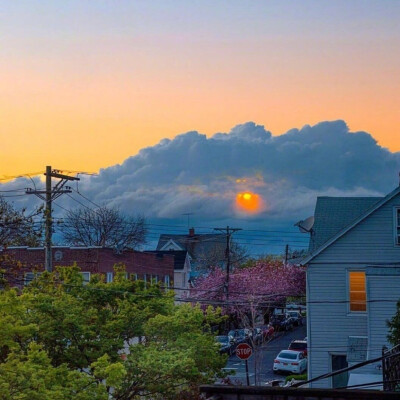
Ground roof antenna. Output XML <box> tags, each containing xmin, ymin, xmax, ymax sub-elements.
<box><xmin>182</xmin><ymin>212</ymin><xmax>194</xmax><ymax>229</ymax></box>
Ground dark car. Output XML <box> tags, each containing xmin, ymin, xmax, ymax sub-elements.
<box><xmin>288</xmin><ymin>339</ymin><xmax>308</xmax><ymax>357</ymax></box>
<box><xmin>215</xmin><ymin>335</ymin><xmax>236</xmax><ymax>355</ymax></box>
<box><xmin>228</xmin><ymin>329</ymin><xmax>250</xmax><ymax>345</ymax></box>
<box><xmin>271</xmin><ymin>314</ymin><xmax>293</xmax><ymax>331</ymax></box>
<box><xmin>287</xmin><ymin>311</ymin><xmax>303</xmax><ymax>326</ymax></box>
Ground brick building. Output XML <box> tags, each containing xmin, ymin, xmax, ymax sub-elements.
<box><xmin>0</xmin><ymin>246</ymin><xmax>174</xmax><ymax>288</ymax></box>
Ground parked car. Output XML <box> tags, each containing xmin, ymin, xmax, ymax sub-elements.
<box><xmin>287</xmin><ymin>311</ymin><xmax>303</xmax><ymax>326</ymax></box>
<box><xmin>273</xmin><ymin>350</ymin><xmax>307</xmax><ymax>374</ymax></box>
<box><xmin>260</xmin><ymin>324</ymin><xmax>275</xmax><ymax>341</ymax></box>
<box><xmin>288</xmin><ymin>339</ymin><xmax>308</xmax><ymax>357</ymax></box>
<box><xmin>215</xmin><ymin>335</ymin><xmax>236</xmax><ymax>355</ymax></box>
<box><xmin>270</xmin><ymin>314</ymin><xmax>293</xmax><ymax>331</ymax></box>
<box><xmin>228</xmin><ymin>329</ymin><xmax>249</xmax><ymax>345</ymax></box>
<box><xmin>286</xmin><ymin>303</ymin><xmax>306</xmax><ymax>312</ymax></box>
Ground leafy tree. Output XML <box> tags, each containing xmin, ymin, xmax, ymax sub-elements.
<box><xmin>0</xmin><ymin>196</ymin><xmax>42</xmax><ymax>247</ymax></box>
<box><xmin>59</xmin><ymin>206</ymin><xmax>147</xmax><ymax>249</ymax></box>
<box><xmin>0</xmin><ymin>266</ymin><xmax>226</xmax><ymax>399</ymax></box>
<box><xmin>387</xmin><ymin>299</ymin><xmax>400</xmax><ymax>346</ymax></box>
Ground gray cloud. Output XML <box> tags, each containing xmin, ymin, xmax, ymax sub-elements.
<box><xmin>2</xmin><ymin>120</ymin><xmax>400</xmax><ymax>225</ymax></box>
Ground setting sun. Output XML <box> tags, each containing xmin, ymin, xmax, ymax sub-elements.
<box><xmin>236</xmin><ymin>192</ymin><xmax>264</xmax><ymax>214</ymax></box>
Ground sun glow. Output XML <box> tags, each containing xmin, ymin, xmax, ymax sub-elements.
<box><xmin>236</xmin><ymin>192</ymin><xmax>263</xmax><ymax>214</ymax></box>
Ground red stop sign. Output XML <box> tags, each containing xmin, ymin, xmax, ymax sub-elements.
<box><xmin>236</xmin><ymin>343</ymin><xmax>253</xmax><ymax>360</ymax></box>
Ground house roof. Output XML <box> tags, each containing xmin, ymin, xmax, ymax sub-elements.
<box><xmin>309</xmin><ymin>196</ymin><xmax>382</xmax><ymax>252</ymax></box>
<box><xmin>302</xmin><ymin>186</ymin><xmax>400</xmax><ymax>264</ymax></box>
<box><xmin>145</xmin><ymin>250</ymin><xmax>188</xmax><ymax>270</ymax></box>
<box><xmin>156</xmin><ymin>232</ymin><xmax>226</xmax><ymax>261</ymax></box>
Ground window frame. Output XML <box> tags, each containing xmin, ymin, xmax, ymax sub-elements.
<box><xmin>347</xmin><ymin>270</ymin><xmax>367</xmax><ymax>314</ymax></box>
<box><xmin>106</xmin><ymin>272</ymin><xmax>113</xmax><ymax>283</ymax></box>
<box><xmin>80</xmin><ymin>272</ymin><xmax>91</xmax><ymax>285</ymax></box>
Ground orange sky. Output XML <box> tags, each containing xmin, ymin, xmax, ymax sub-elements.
<box><xmin>1</xmin><ymin>1</ymin><xmax>399</xmax><ymax>178</ymax></box>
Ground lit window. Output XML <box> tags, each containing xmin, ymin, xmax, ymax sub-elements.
<box><xmin>349</xmin><ymin>271</ymin><xmax>366</xmax><ymax>312</ymax></box>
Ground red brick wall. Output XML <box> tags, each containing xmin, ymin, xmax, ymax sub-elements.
<box><xmin>0</xmin><ymin>247</ymin><xmax>174</xmax><ymax>287</ymax></box>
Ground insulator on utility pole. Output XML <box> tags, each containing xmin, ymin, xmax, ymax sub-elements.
<box><xmin>26</xmin><ymin>166</ymin><xmax>79</xmax><ymax>272</ymax></box>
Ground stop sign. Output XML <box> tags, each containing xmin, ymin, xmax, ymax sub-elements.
<box><xmin>236</xmin><ymin>343</ymin><xmax>253</xmax><ymax>360</ymax></box>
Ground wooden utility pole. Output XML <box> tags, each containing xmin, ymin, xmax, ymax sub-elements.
<box><xmin>214</xmin><ymin>226</ymin><xmax>242</xmax><ymax>300</ymax></box>
<box><xmin>26</xmin><ymin>166</ymin><xmax>79</xmax><ymax>272</ymax></box>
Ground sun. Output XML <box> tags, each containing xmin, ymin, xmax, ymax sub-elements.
<box><xmin>235</xmin><ymin>191</ymin><xmax>263</xmax><ymax>213</ymax></box>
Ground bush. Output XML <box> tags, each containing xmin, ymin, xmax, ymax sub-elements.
<box><xmin>285</xmin><ymin>373</ymin><xmax>307</xmax><ymax>383</ymax></box>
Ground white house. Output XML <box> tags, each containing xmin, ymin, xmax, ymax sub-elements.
<box><xmin>302</xmin><ymin>186</ymin><xmax>400</xmax><ymax>389</ymax></box>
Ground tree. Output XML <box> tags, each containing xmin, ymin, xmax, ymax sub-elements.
<box><xmin>0</xmin><ymin>196</ymin><xmax>42</xmax><ymax>247</ymax></box>
<box><xmin>190</xmin><ymin>258</ymin><xmax>306</xmax><ymax>321</ymax></box>
<box><xmin>0</xmin><ymin>266</ymin><xmax>227</xmax><ymax>399</ymax></box>
<box><xmin>59</xmin><ymin>206</ymin><xmax>147</xmax><ymax>249</ymax></box>
<box><xmin>387</xmin><ymin>300</ymin><xmax>400</xmax><ymax>346</ymax></box>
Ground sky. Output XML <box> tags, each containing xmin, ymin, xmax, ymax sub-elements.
<box><xmin>1</xmin><ymin>1</ymin><xmax>400</xmax><ymax>254</ymax></box>
<box><xmin>1</xmin><ymin>1</ymin><xmax>400</xmax><ymax>177</ymax></box>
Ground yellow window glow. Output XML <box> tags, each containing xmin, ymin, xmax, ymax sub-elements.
<box><xmin>349</xmin><ymin>271</ymin><xmax>366</xmax><ymax>312</ymax></box>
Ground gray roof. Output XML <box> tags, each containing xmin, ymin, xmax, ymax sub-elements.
<box><xmin>309</xmin><ymin>196</ymin><xmax>382</xmax><ymax>252</ymax></box>
<box><xmin>156</xmin><ymin>233</ymin><xmax>226</xmax><ymax>261</ymax></box>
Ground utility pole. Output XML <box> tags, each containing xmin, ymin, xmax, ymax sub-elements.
<box><xmin>214</xmin><ymin>226</ymin><xmax>242</xmax><ymax>300</ymax></box>
<box><xmin>284</xmin><ymin>244</ymin><xmax>289</xmax><ymax>265</ymax></box>
<box><xmin>26</xmin><ymin>166</ymin><xmax>79</xmax><ymax>272</ymax></box>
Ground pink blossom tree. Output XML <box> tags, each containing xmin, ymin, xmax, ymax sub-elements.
<box><xmin>189</xmin><ymin>259</ymin><xmax>306</xmax><ymax>323</ymax></box>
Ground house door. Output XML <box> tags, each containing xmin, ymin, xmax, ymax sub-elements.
<box><xmin>331</xmin><ymin>354</ymin><xmax>348</xmax><ymax>388</ymax></box>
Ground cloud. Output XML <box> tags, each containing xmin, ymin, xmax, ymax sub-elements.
<box><xmin>2</xmin><ymin>120</ymin><xmax>400</xmax><ymax>226</ymax></box>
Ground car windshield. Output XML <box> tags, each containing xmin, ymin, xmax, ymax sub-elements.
<box><xmin>289</xmin><ymin>312</ymin><xmax>298</xmax><ymax>317</ymax></box>
<box><xmin>290</xmin><ymin>342</ymin><xmax>306</xmax><ymax>350</ymax></box>
<box><xmin>279</xmin><ymin>351</ymin><xmax>298</xmax><ymax>360</ymax></box>
<box><xmin>237</xmin><ymin>329</ymin><xmax>246</xmax><ymax>336</ymax></box>
<box><xmin>216</xmin><ymin>336</ymin><xmax>229</xmax><ymax>344</ymax></box>
<box><xmin>228</xmin><ymin>330</ymin><xmax>235</xmax><ymax>337</ymax></box>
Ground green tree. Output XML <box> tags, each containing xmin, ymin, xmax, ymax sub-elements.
<box><xmin>387</xmin><ymin>299</ymin><xmax>400</xmax><ymax>346</ymax></box>
<box><xmin>0</xmin><ymin>266</ymin><xmax>226</xmax><ymax>399</ymax></box>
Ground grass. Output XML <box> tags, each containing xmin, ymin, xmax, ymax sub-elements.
<box><xmin>284</xmin><ymin>373</ymin><xmax>307</xmax><ymax>383</ymax></box>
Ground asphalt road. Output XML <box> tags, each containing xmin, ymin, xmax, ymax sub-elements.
<box><xmin>221</xmin><ymin>323</ymin><xmax>307</xmax><ymax>386</ymax></box>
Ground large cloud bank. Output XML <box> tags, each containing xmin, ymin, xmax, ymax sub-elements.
<box><xmin>3</xmin><ymin>120</ymin><xmax>400</xmax><ymax>223</ymax></box>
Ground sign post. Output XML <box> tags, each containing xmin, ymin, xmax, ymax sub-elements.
<box><xmin>236</xmin><ymin>343</ymin><xmax>253</xmax><ymax>386</ymax></box>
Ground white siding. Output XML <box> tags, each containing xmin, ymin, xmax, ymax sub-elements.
<box><xmin>308</xmin><ymin>192</ymin><xmax>400</xmax><ymax>387</ymax></box>
<box><xmin>308</xmin><ymin>264</ymin><xmax>368</xmax><ymax>388</ymax></box>
<box><xmin>367</xmin><ymin>275</ymin><xmax>400</xmax><ymax>360</ymax></box>
<box><xmin>313</xmin><ymin>194</ymin><xmax>400</xmax><ymax>264</ymax></box>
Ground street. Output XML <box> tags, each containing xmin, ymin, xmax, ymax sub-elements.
<box><xmin>222</xmin><ymin>323</ymin><xmax>307</xmax><ymax>386</ymax></box>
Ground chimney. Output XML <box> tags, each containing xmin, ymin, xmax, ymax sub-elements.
<box><xmin>189</xmin><ymin>227</ymin><xmax>195</xmax><ymax>237</ymax></box>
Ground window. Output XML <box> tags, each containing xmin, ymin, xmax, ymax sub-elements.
<box><xmin>349</xmin><ymin>271</ymin><xmax>366</xmax><ymax>312</ymax></box>
<box><xmin>164</xmin><ymin>275</ymin><xmax>170</xmax><ymax>288</ymax></box>
<box><xmin>81</xmin><ymin>272</ymin><xmax>91</xmax><ymax>285</ymax></box>
<box><xmin>394</xmin><ymin>208</ymin><xmax>400</xmax><ymax>245</ymax></box>
<box><xmin>130</xmin><ymin>273</ymin><xmax>138</xmax><ymax>281</ymax></box>
<box><xmin>24</xmin><ymin>272</ymin><xmax>41</xmax><ymax>286</ymax></box>
<box><xmin>24</xmin><ymin>272</ymin><xmax>35</xmax><ymax>285</ymax></box>
<box><xmin>106</xmin><ymin>272</ymin><xmax>113</xmax><ymax>283</ymax></box>
<box><xmin>143</xmin><ymin>274</ymin><xmax>147</xmax><ymax>287</ymax></box>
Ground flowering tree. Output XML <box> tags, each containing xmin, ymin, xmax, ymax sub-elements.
<box><xmin>189</xmin><ymin>259</ymin><xmax>306</xmax><ymax>321</ymax></box>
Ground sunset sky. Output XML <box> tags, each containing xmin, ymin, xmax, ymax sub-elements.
<box><xmin>1</xmin><ymin>0</ymin><xmax>400</xmax><ymax>178</ymax></box>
